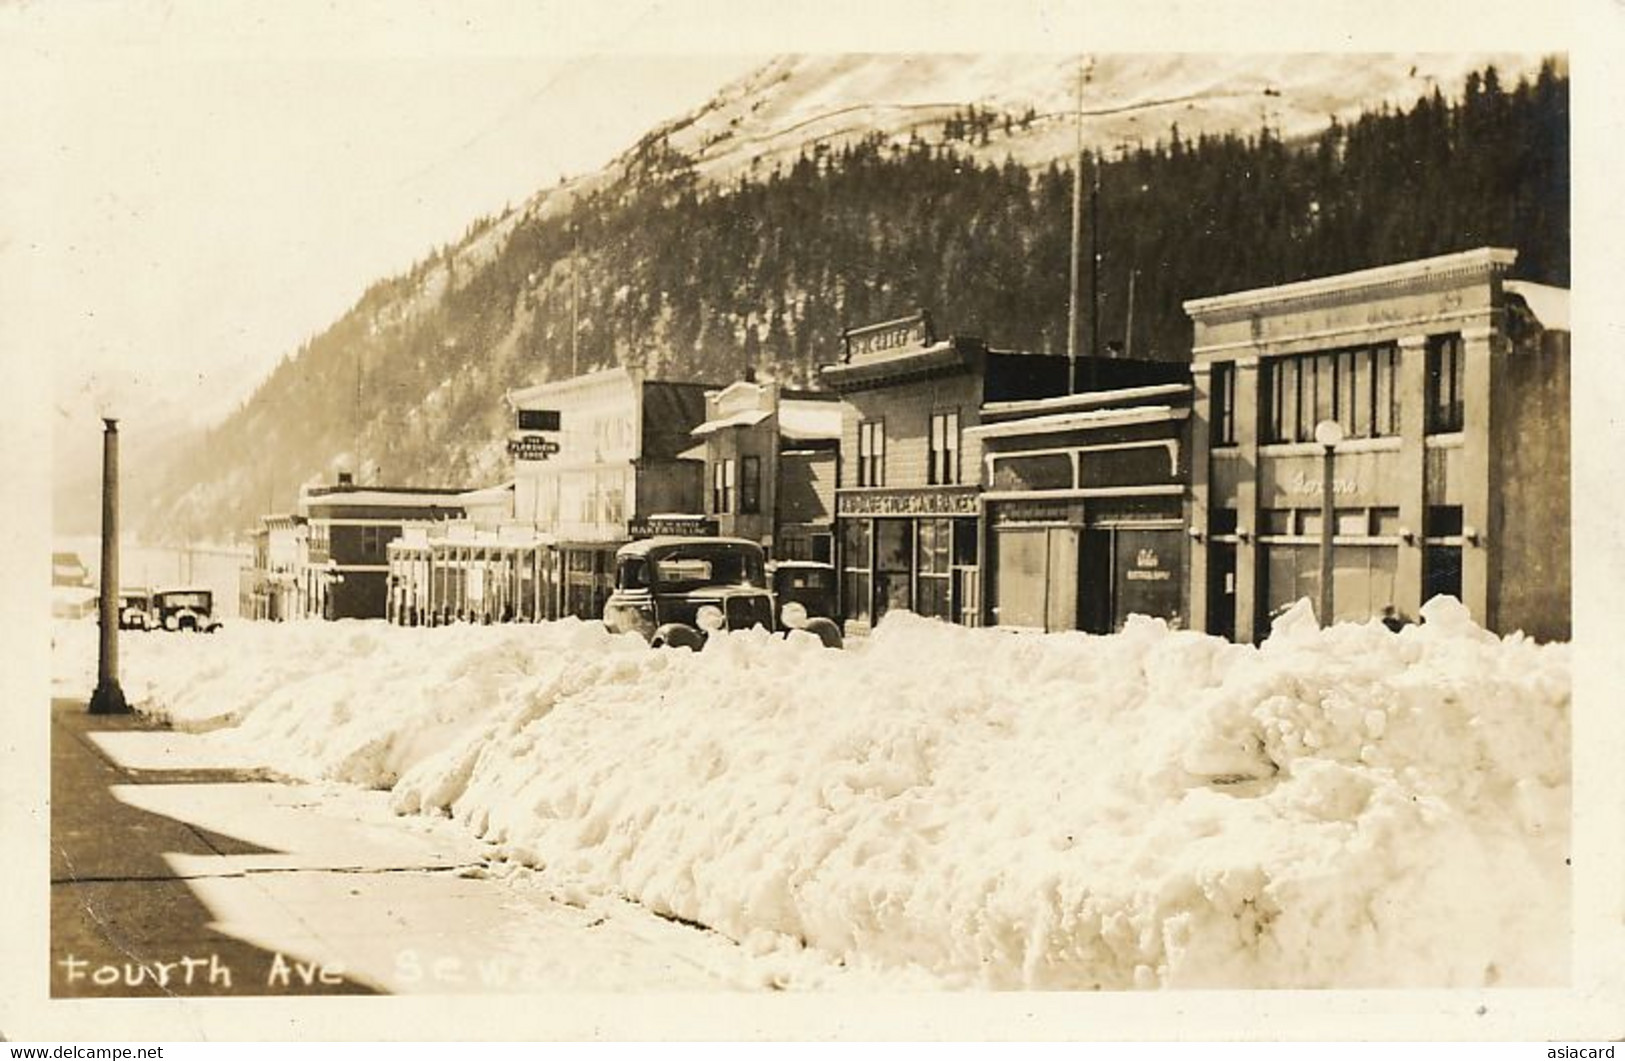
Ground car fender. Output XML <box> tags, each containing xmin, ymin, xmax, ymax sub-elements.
<box><xmin>650</xmin><ymin>622</ymin><xmax>705</xmax><ymax>650</ymax></box>
<box><xmin>801</xmin><ymin>616</ymin><xmax>844</xmax><ymax>649</ymax></box>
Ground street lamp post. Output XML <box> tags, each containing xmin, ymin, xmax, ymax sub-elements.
<box><xmin>1313</xmin><ymin>419</ymin><xmax>1345</xmax><ymax>628</ymax></box>
<box><xmin>89</xmin><ymin>418</ymin><xmax>129</xmax><ymax>714</ymax></box>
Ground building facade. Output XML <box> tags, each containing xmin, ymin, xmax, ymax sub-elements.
<box><xmin>970</xmin><ymin>370</ymin><xmax>1193</xmax><ymax>633</ymax></box>
<box><xmin>819</xmin><ymin>312</ymin><xmax>1074</xmax><ymax>634</ymax></box>
<box><xmin>1184</xmin><ymin>247</ymin><xmax>1570</xmax><ymax>642</ymax></box>
<box><xmin>298</xmin><ymin>477</ymin><xmax>468</xmax><ymax>620</ymax></box>
<box><xmin>239</xmin><ymin>513</ymin><xmax>306</xmax><ymax>620</ymax></box>
<box><xmin>692</xmin><ymin>379</ymin><xmax>845</xmax><ymax>562</ymax></box>
<box><xmin>507</xmin><ymin>367</ymin><xmax>719</xmax><ymax>619</ymax></box>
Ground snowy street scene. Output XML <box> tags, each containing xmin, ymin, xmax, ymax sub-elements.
<box><xmin>14</xmin><ymin>0</ymin><xmax>1613</xmax><ymax>1046</ymax></box>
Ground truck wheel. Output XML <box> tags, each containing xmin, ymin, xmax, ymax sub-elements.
<box><xmin>650</xmin><ymin>623</ymin><xmax>704</xmax><ymax>651</ymax></box>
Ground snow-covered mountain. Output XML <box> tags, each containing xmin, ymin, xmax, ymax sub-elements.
<box><xmin>606</xmin><ymin>53</ymin><xmax>1546</xmax><ymax>185</ymax></box>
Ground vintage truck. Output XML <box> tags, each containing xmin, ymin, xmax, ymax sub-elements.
<box><xmin>602</xmin><ymin>537</ymin><xmax>842</xmax><ymax>649</ymax></box>
<box><xmin>152</xmin><ymin>586</ymin><xmax>223</xmax><ymax>633</ymax></box>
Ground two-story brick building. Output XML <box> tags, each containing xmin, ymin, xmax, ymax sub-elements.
<box><xmin>691</xmin><ymin>378</ymin><xmax>846</xmax><ymax>562</ymax></box>
<box><xmin>1184</xmin><ymin>247</ymin><xmax>1570</xmax><ymax>642</ymax></box>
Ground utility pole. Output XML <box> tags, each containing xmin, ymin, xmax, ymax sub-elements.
<box><xmin>571</xmin><ymin>220</ymin><xmax>580</xmax><ymax>377</ymax></box>
<box><xmin>1089</xmin><ymin>158</ymin><xmax>1101</xmax><ymax>378</ymax></box>
<box><xmin>89</xmin><ymin>419</ymin><xmax>129</xmax><ymax>715</ymax></box>
<box><xmin>1066</xmin><ymin>59</ymin><xmax>1085</xmax><ymax>394</ymax></box>
<box><xmin>1124</xmin><ymin>268</ymin><xmax>1138</xmax><ymax>360</ymax></box>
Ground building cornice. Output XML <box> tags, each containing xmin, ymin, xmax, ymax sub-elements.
<box><xmin>1183</xmin><ymin>247</ymin><xmax>1517</xmax><ymax>323</ymax></box>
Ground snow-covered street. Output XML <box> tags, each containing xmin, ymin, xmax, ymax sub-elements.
<box><xmin>51</xmin><ymin>603</ymin><xmax>1571</xmax><ymax>990</ymax></box>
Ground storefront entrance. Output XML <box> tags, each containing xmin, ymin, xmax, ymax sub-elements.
<box><xmin>991</xmin><ymin>521</ymin><xmax>1183</xmax><ymax>633</ymax></box>
<box><xmin>838</xmin><ymin>511</ymin><xmax>980</xmax><ymax>630</ymax></box>
<box><xmin>1206</xmin><ymin>542</ymin><xmax>1237</xmax><ymax>641</ymax></box>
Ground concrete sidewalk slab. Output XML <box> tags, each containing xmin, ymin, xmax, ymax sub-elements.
<box><xmin>111</xmin><ymin>782</ymin><xmax>485</xmax><ymax>876</ymax></box>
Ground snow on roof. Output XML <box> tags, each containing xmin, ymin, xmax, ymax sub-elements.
<box><xmin>982</xmin><ymin>383</ymin><xmax>1192</xmax><ymax>419</ymax></box>
<box><xmin>301</xmin><ymin>489</ymin><xmax>467</xmax><ymax>511</ymax></box>
<box><xmin>778</xmin><ymin>400</ymin><xmax>843</xmax><ymax>441</ymax></box>
<box><xmin>691</xmin><ymin>408</ymin><xmax>772</xmax><ymax>436</ymax></box>
<box><xmin>965</xmin><ymin>404</ymin><xmax>1186</xmax><ymax>440</ymax></box>
<box><xmin>454</xmin><ymin>482</ymin><xmax>516</xmax><ymax>506</ymax></box>
<box><xmin>1505</xmin><ymin>280</ymin><xmax>1570</xmax><ymax>332</ymax></box>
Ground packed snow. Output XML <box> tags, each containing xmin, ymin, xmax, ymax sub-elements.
<box><xmin>51</xmin><ymin>598</ymin><xmax>1570</xmax><ymax>989</ymax></box>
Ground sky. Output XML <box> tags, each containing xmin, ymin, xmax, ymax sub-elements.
<box><xmin>0</xmin><ymin>0</ymin><xmax>1601</xmax><ymax>488</ymax></box>
<box><xmin>4</xmin><ymin>3</ymin><xmax>765</xmax><ymax>435</ymax></box>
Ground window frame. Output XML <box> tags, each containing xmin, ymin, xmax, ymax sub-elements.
<box><xmin>928</xmin><ymin>409</ymin><xmax>962</xmax><ymax>485</ymax></box>
<box><xmin>858</xmin><ymin>419</ymin><xmax>886</xmax><ymax>487</ymax></box>
<box><xmin>740</xmin><ymin>455</ymin><xmax>761</xmax><ymax>515</ymax></box>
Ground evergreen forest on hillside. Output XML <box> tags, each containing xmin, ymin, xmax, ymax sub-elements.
<box><xmin>151</xmin><ymin>60</ymin><xmax>1567</xmax><ymax>541</ymax></box>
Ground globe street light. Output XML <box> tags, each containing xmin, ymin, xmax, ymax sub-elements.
<box><xmin>1313</xmin><ymin>419</ymin><xmax>1345</xmax><ymax>627</ymax></box>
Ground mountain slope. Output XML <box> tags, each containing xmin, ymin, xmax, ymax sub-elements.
<box><xmin>129</xmin><ymin>52</ymin><xmax>1564</xmax><ymax>544</ymax></box>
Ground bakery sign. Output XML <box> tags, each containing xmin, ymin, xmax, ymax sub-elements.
<box><xmin>838</xmin><ymin>487</ymin><xmax>978</xmax><ymax>517</ymax></box>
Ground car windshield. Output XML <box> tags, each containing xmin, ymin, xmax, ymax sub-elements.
<box><xmin>159</xmin><ymin>592</ymin><xmax>211</xmax><ymax>610</ymax></box>
<box><xmin>650</xmin><ymin>545</ymin><xmax>765</xmax><ymax>589</ymax></box>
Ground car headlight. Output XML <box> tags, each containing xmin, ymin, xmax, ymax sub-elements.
<box><xmin>779</xmin><ymin>601</ymin><xmax>809</xmax><ymax>629</ymax></box>
<box><xmin>696</xmin><ymin>605</ymin><xmax>725</xmax><ymax>632</ymax></box>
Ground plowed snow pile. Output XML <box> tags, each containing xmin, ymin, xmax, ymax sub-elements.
<box><xmin>52</xmin><ymin>597</ymin><xmax>1570</xmax><ymax>988</ymax></box>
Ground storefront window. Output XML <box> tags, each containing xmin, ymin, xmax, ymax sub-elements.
<box><xmin>916</xmin><ymin>519</ymin><xmax>953</xmax><ymax>620</ymax></box>
<box><xmin>1262</xmin><ymin>542</ymin><xmax>1398</xmax><ymax>625</ymax></box>
<box><xmin>1423</xmin><ymin>504</ymin><xmax>1463</xmax><ymax>604</ymax></box>
<box><xmin>1114</xmin><ymin>528</ymin><xmax>1183</xmax><ymax>627</ymax></box>
<box><xmin>840</xmin><ymin>519</ymin><xmax>872</xmax><ymax>626</ymax></box>
<box><xmin>993</xmin><ymin>527</ymin><xmax>1049</xmax><ymax>630</ymax></box>
<box><xmin>874</xmin><ymin>519</ymin><xmax>913</xmax><ymax>620</ymax></box>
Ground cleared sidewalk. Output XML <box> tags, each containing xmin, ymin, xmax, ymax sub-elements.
<box><xmin>50</xmin><ymin>699</ymin><xmax>765</xmax><ymax>996</ymax></box>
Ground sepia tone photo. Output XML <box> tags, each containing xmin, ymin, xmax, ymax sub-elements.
<box><xmin>6</xmin><ymin>0</ymin><xmax>1619</xmax><ymax>1044</ymax></box>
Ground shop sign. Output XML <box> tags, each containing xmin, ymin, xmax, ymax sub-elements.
<box><xmin>1125</xmin><ymin>546</ymin><xmax>1173</xmax><ymax>582</ymax></box>
<box><xmin>994</xmin><ymin>500</ymin><xmax>1079</xmax><ymax>526</ymax></box>
<box><xmin>628</xmin><ymin>515</ymin><xmax>719</xmax><ymax>538</ymax></box>
<box><xmin>838</xmin><ymin>488</ymin><xmax>978</xmax><ymax>517</ymax></box>
<box><xmin>843</xmin><ymin>312</ymin><xmax>934</xmax><ymax>360</ymax></box>
<box><xmin>1284</xmin><ymin>470</ymin><xmax>1359</xmax><ymax>497</ymax></box>
<box><xmin>508</xmin><ymin>433</ymin><xmax>562</xmax><ymax>461</ymax></box>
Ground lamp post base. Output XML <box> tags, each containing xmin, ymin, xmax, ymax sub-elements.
<box><xmin>88</xmin><ymin>678</ymin><xmax>130</xmax><ymax>716</ymax></box>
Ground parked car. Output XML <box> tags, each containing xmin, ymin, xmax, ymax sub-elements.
<box><xmin>603</xmin><ymin>537</ymin><xmax>842</xmax><ymax>649</ymax></box>
<box><xmin>117</xmin><ymin>588</ymin><xmax>156</xmax><ymax>630</ymax></box>
<box><xmin>152</xmin><ymin>587</ymin><xmax>223</xmax><ymax>632</ymax></box>
<box><xmin>768</xmin><ymin>560</ymin><xmax>839</xmax><ymax>621</ymax></box>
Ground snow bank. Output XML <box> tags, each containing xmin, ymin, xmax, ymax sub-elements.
<box><xmin>52</xmin><ymin>601</ymin><xmax>1570</xmax><ymax>989</ymax></box>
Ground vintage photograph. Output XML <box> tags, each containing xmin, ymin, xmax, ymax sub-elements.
<box><xmin>7</xmin><ymin>0</ymin><xmax>1615</xmax><ymax>1044</ymax></box>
